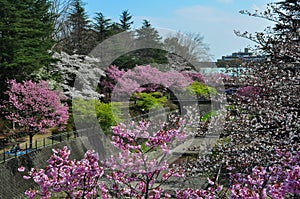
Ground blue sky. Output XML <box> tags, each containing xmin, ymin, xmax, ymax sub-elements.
<box><xmin>84</xmin><ymin>0</ymin><xmax>278</xmax><ymax>60</ymax></box>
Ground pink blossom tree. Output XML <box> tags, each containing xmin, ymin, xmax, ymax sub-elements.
<box><xmin>177</xmin><ymin>150</ymin><xmax>300</xmax><ymax>199</ymax></box>
<box><xmin>19</xmin><ymin>119</ymin><xmax>189</xmax><ymax>199</ymax></box>
<box><xmin>18</xmin><ymin>146</ymin><xmax>106</xmax><ymax>198</ymax></box>
<box><xmin>100</xmin><ymin>65</ymin><xmax>194</xmax><ymax>100</ymax></box>
<box><xmin>1</xmin><ymin>80</ymin><xmax>69</xmax><ymax>148</ymax></box>
<box><xmin>184</xmin><ymin>0</ymin><xmax>299</xmax><ymax>195</ymax></box>
<box><xmin>102</xmin><ymin>120</ymin><xmax>187</xmax><ymax>199</ymax></box>
<box><xmin>19</xmin><ymin>129</ymin><xmax>300</xmax><ymax>198</ymax></box>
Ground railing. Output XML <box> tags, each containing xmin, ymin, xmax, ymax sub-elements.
<box><xmin>0</xmin><ymin>97</ymin><xmax>221</xmax><ymax>164</ymax></box>
<box><xmin>0</xmin><ymin>129</ymin><xmax>89</xmax><ymax>164</ymax></box>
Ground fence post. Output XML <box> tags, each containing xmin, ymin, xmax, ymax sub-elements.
<box><xmin>35</xmin><ymin>140</ymin><xmax>37</xmax><ymax>150</ymax></box>
<box><xmin>43</xmin><ymin>138</ymin><xmax>45</xmax><ymax>148</ymax></box>
<box><xmin>25</xmin><ymin>143</ymin><xmax>28</xmax><ymax>154</ymax></box>
<box><xmin>2</xmin><ymin>142</ymin><xmax>5</xmax><ymax>162</ymax></box>
<box><xmin>52</xmin><ymin>136</ymin><xmax>54</xmax><ymax>146</ymax></box>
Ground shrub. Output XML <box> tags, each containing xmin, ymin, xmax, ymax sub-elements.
<box><xmin>73</xmin><ymin>98</ymin><xmax>122</xmax><ymax>134</ymax></box>
<box><xmin>131</xmin><ymin>92</ymin><xmax>167</xmax><ymax>113</ymax></box>
<box><xmin>186</xmin><ymin>81</ymin><xmax>217</xmax><ymax>98</ymax></box>
<box><xmin>95</xmin><ymin>101</ymin><xmax>122</xmax><ymax>135</ymax></box>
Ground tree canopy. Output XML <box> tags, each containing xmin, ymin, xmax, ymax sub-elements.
<box><xmin>0</xmin><ymin>0</ymin><xmax>55</xmax><ymax>96</ymax></box>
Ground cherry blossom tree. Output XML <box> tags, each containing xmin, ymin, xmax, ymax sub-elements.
<box><xmin>19</xmin><ymin>119</ymin><xmax>188</xmax><ymax>199</ymax></box>
<box><xmin>229</xmin><ymin>149</ymin><xmax>300</xmax><ymax>198</ymax></box>
<box><xmin>101</xmin><ymin>120</ymin><xmax>187</xmax><ymax>199</ymax></box>
<box><xmin>184</xmin><ymin>0</ymin><xmax>299</xmax><ymax>191</ymax></box>
<box><xmin>100</xmin><ymin>65</ymin><xmax>195</xmax><ymax>102</ymax></box>
<box><xmin>18</xmin><ymin>146</ymin><xmax>106</xmax><ymax>198</ymax></box>
<box><xmin>1</xmin><ymin>80</ymin><xmax>69</xmax><ymax>148</ymax></box>
<box><xmin>52</xmin><ymin>52</ymin><xmax>105</xmax><ymax>100</ymax></box>
<box><xmin>18</xmin><ymin>123</ymin><xmax>300</xmax><ymax>198</ymax></box>
<box><xmin>177</xmin><ymin>149</ymin><xmax>300</xmax><ymax>199</ymax></box>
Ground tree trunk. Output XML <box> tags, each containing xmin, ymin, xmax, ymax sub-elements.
<box><xmin>29</xmin><ymin>132</ymin><xmax>34</xmax><ymax>149</ymax></box>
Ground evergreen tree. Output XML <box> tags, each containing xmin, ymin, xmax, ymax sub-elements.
<box><xmin>64</xmin><ymin>0</ymin><xmax>94</xmax><ymax>55</ymax></box>
<box><xmin>93</xmin><ymin>12</ymin><xmax>112</xmax><ymax>42</ymax></box>
<box><xmin>136</xmin><ymin>19</ymin><xmax>162</xmax><ymax>47</ymax></box>
<box><xmin>112</xmin><ymin>20</ymin><xmax>168</xmax><ymax>70</ymax></box>
<box><xmin>0</xmin><ymin>0</ymin><xmax>55</xmax><ymax>96</ymax></box>
<box><xmin>107</xmin><ymin>22</ymin><xmax>123</xmax><ymax>36</ymax></box>
<box><xmin>118</xmin><ymin>10</ymin><xmax>133</xmax><ymax>31</ymax></box>
<box><xmin>134</xmin><ymin>19</ymin><xmax>168</xmax><ymax>67</ymax></box>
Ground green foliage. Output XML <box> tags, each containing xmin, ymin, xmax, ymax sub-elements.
<box><xmin>93</xmin><ymin>12</ymin><xmax>112</xmax><ymax>42</ymax></box>
<box><xmin>136</xmin><ymin>19</ymin><xmax>162</xmax><ymax>48</ymax></box>
<box><xmin>201</xmin><ymin>111</ymin><xmax>217</xmax><ymax>122</ymax></box>
<box><xmin>140</xmin><ymin>142</ymin><xmax>152</xmax><ymax>153</ymax></box>
<box><xmin>95</xmin><ymin>101</ymin><xmax>122</xmax><ymax>135</ymax></box>
<box><xmin>118</xmin><ymin>10</ymin><xmax>133</xmax><ymax>30</ymax></box>
<box><xmin>112</xmin><ymin>49</ymin><xmax>168</xmax><ymax>70</ymax></box>
<box><xmin>0</xmin><ymin>0</ymin><xmax>55</xmax><ymax>96</ymax></box>
<box><xmin>131</xmin><ymin>92</ymin><xmax>167</xmax><ymax>112</ymax></box>
<box><xmin>112</xmin><ymin>20</ymin><xmax>168</xmax><ymax>70</ymax></box>
<box><xmin>63</xmin><ymin>0</ymin><xmax>94</xmax><ymax>55</ymax></box>
<box><xmin>224</xmin><ymin>105</ymin><xmax>236</xmax><ymax>110</ymax></box>
<box><xmin>186</xmin><ymin>81</ymin><xmax>217</xmax><ymax>98</ymax></box>
<box><xmin>73</xmin><ymin>98</ymin><xmax>122</xmax><ymax>134</ymax></box>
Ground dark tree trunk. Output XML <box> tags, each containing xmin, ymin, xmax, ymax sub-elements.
<box><xmin>29</xmin><ymin>131</ymin><xmax>36</xmax><ymax>149</ymax></box>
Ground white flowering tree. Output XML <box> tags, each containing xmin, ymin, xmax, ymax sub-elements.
<box><xmin>185</xmin><ymin>0</ymin><xmax>300</xmax><ymax>189</ymax></box>
<box><xmin>52</xmin><ymin>52</ymin><xmax>105</xmax><ymax>100</ymax></box>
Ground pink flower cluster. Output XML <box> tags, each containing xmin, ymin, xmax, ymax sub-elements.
<box><xmin>19</xmin><ymin>146</ymin><xmax>105</xmax><ymax>199</ymax></box>
<box><xmin>236</xmin><ymin>85</ymin><xmax>262</xmax><ymax>99</ymax></box>
<box><xmin>20</xmin><ymin>120</ymin><xmax>188</xmax><ymax>198</ymax></box>
<box><xmin>100</xmin><ymin>65</ymin><xmax>196</xmax><ymax>97</ymax></box>
<box><xmin>102</xmin><ymin>120</ymin><xmax>187</xmax><ymax>198</ymax></box>
<box><xmin>230</xmin><ymin>150</ymin><xmax>300</xmax><ymax>199</ymax></box>
<box><xmin>19</xmin><ymin>123</ymin><xmax>299</xmax><ymax>198</ymax></box>
<box><xmin>1</xmin><ymin>80</ymin><xmax>68</xmax><ymax>133</ymax></box>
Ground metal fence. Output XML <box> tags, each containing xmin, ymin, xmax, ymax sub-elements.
<box><xmin>0</xmin><ymin>98</ymin><xmax>218</xmax><ymax>164</ymax></box>
<box><xmin>0</xmin><ymin>129</ymin><xmax>89</xmax><ymax>164</ymax></box>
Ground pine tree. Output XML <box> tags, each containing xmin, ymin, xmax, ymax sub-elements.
<box><xmin>112</xmin><ymin>20</ymin><xmax>168</xmax><ymax>70</ymax></box>
<box><xmin>93</xmin><ymin>12</ymin><xmax>112</xmax><ymax>42</ymax></box>
<box><xmin>136</xmin><ymin>19</ymin><xmax>162</xmax><ymax>47</ymax></box>
<box><xmin>118</xmin><ymin>10</ymin><xmax>133</xmax><ymax>31</ymax></box>
<box><xmin>134</xmin><ymin>19</ymin><xmax>168</xmax><ymax>66</ymax></box>
<box><xmin>0</xmin><ymin>0</ymin><xmax>55</xmax><ymax>97</ymax></box>
<box><xmin>64</xmin><ymin>0</ymin><xmax>94</xmax><ymax>55</ymax></box>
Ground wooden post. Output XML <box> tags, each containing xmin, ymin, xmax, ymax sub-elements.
<box><xmin>43</xmin><ymin>138</ymin><xmax>45</xmax><ymax>147</ymax></box>
<box><xmin>35</xmin><ymin>140</ymin><xmax>37</xmax><ymax>150</ymax></box>
<box><xmin>25</xmin><ymin>143</ymin><xmax>28</xmax><ymax>154</ymax></box>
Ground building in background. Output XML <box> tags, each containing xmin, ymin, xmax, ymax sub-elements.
<box><xmin>216</xmin><ymin>48</ymin><xmax>265</xmax><ymax>68</ymax></box>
